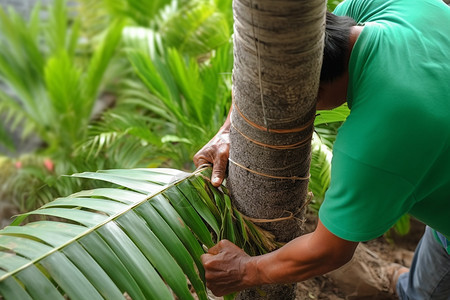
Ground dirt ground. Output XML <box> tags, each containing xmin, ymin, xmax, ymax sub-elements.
<box><xmin>294</xmin><ymin>210</ymin><xmax>424</xmax><ymax>300</ymax></box>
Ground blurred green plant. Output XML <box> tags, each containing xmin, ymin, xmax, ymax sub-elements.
<box><xmin>0</xmin><ymin>0</ymin><xmax>123</xmax><ymax>155</ymax></box>
<box><xmin>309</xmin><ymin>132</ymin><xmax>333</xmax><ymax>211</ymax></box>
<box><xmin>327</xmin><ymin>0</ymin><xmax>343</xmax><ymax>11</ymax></box>
<box><xmin>0</xmin><ymin>0</ymin><xmax>123</xmax><ymax>154</ymax></box>
<box><xmin>0</xmin><ymin>0</ymin><xmax>125</xmax><ymax>211</ymax></box>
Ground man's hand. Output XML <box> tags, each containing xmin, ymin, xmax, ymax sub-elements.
<box><xmin>193</xmin><ymin>129</ymin><xmax>230</xmax><ymax>187</ymax></box>
<box><xmin>194</xmin><ymin>106</ymin><xmax>232</xmax><ymax>187</ymax></box>
<box><xmin>201</xmin><ymin>240</ymin><xmax>256</xmax><ymax>296</ymax></box>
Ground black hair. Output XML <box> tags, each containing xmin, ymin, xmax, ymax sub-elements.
<box><xmin>320</xmin><ymin>12</ymin><xmax>357</xmax><ymax>82</ymax></box>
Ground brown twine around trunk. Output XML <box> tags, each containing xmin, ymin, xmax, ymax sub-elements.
<box><xmin>241</xmin><ymin>192</ymin><xmax>312</xmax><ymax>224</ymax></box>
<box><xmin>233</xmin><ymin>101</ymin><xmax>315</xmax><ymax>134</ymax></box>
<box><xmin>228</xmin><ymin>157</ymin><xmax>310</xmax><ymax>181</ymax></box>
<box><xmin>230</xmin><ymin>120</ymin><xmax>313</xmax><ymax>150</ymax></box>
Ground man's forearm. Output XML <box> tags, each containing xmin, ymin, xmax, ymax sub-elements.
<box><xmin>243</xmin><ymin>221</ymin><xmax>358</xmax><ymax>287</ymax></box>
<box><xmin>245</xmin><ymin>234</ymin><xmax>345</xmax><ymax>286</ymax></box>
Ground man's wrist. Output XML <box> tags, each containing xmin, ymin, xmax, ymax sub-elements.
<box><xmin>241</xmin><ymin>257</ymin><xmax>259</xmax><ymax>288</ymax></box>
<box><xmin>241</xmin><ymin>256</ymin><xmax>273</xmax><ymax>288</ymax></box>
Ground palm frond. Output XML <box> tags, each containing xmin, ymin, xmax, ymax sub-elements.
<box><xmin>309</xmin><ymin>133</ymin><xmax>333</xmax><ymax>211</ymax></box>
<box><xmin>123</xmin><ymin>34</ymin><xmax>232</xmax><ymax>166</ymax></box>
<box><xmin>327</xmin><ymin>0</ymin><xmax>343</xmax><ymax>11</ymax></box>
<box><xmin>0</xmin><ymin>90</ymin><xmax>41</xmax><ymax>145</ymax></box>
<box><xmin>0</xmin><ymin>123</ymin><xmax>14</xmax><ymax>152</ymax></box>
<box><xmin>213</xmin><ymin>0</ymin><xmax>233</xmax><ymax>30</ymax></box>
<box><xmin>74</xmin><ymin>0</ymin><xmax>112</xmax><ymax>47</ymax></box>
<box><xmin>76</xmin><ymin>109</ymin><xmax>173</xmax><ymax>166</ymax></box>
<box><xmin>83</xmin><ymin>19</ymin><xmax>125</xmax><ymax>105</ymax></box>
<box><xmin>156</xmin><ymin>0</ymin><xmax>230</xmax><ymax>57</ymax></box>
<box><xmin>44</xmin><ymin>0</ymin><xmax>70</xmax><ymax>54</ymax></box>
<box><xmin>44</xmin><ymin>51</ymin><xmax>84</xmax><ymax>145</ymax></box>
<box><xmin>0</xmin><ymin>4</ymin><xmax>46</xmax><ymax>117</ymax></box>
<box><xmin>315</xmin><ymin>103</ymin><xmax>350</xmax><ymax>126</ymax></box>
<box><xmin>314</xmin><ymin>121</ymin><xmax>342</xmax><ymax>149</ymax></box>
<box><xmin>103</xmin><ymin>0</ymin><xmax>172</xmax><ymax>26</ymax></box>
<box><xmin>0</xmin><ymin>168</ymin><xmax>277</xmax><ymax>299</ymax></box>
<box><xmin>391</xmin><ymin>214</ymin><xmax>410</xmax><ymax>236</ymax></box>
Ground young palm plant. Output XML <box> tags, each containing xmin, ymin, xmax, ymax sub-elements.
<box><xmin>0</xmin><ymin>0</ymin><xmax>125</xmax><ymax>210</ymax></box>
<box><xmin>0</xmin><ymin>0</ymin><xmax>123</xmax><ymax>154</ymax></box>
<box><xmin>0</xmin><ymin>168</ymin><xmax>277</xmax><ymax>300</ymax></box>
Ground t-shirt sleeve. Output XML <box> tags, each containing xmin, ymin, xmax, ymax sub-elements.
<box><xmin>333</xmin><ymin>0</ymin><xmax>379</xmax><ymax>24</ymax></box>
<box><xmin>319</xmin><ymin>148</ymin><xmax>415</xmax><ymax>242</ymax></box>
<box><xmin>333</xmin><ymin>0</ymin><xmax>361</xmax><ymax>18</ymax></box>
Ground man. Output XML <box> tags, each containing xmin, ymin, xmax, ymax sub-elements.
<box><xmin>194</xmin><ymin>0</ymin><xmax>450</xmax><ymax>299</ymax></box>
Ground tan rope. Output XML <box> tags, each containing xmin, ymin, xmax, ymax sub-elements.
<box><xmin>299</xmin><ymin>192</ymin><xmax>313</xmax><ymax>214</ymax></box>
<box><xmin>242</xmin><ymin>211</ymin><xmax>294</xmax><ymax>223</ymax></box>
<box><xmin>233</xmin><ymin>101</ymin><xmax>315</xmax><ymax>134</ymax></box>
<box><xmin>228</xmin><ymin>158</ymin><xmax>310</xmax><ymax>181</ymax></box>
<box><xmin>241</xmin><ymin>194</ymin><xmax>312</xmax><ymax>224</ymax></box>
<box><xmin>231</xmin><ymin>120</ymin><xmax>312</xmax><ymax>150</ymax></box>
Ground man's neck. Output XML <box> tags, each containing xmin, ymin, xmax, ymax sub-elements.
<box><xmin>347</xmin><ymin>25</ymin><xmax>364</xmax><ymax>65</ymax></box>
<box><xmin>316</xmin><ymin>26</ymin><xmax>364</xmax><ymax>110</ymax></box>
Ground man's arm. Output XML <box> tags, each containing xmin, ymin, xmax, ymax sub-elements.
<box><xmin>201</xmin><ymin>219</ymin><xmax>358</xmax><ymax>296</ymax></box>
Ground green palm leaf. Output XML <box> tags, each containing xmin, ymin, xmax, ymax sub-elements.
<box><xmin>103</xmin><ymin>0</ymin><xmax>172</xmax><ymax>26</ymax></box>
<box><xmin>309</xmin><ymin>133</ymin><xmax>333</xmax><ymax>211</ymax></box>
<box><xmin>0</xmin><ymin>168</ymin><xmax>277</xmax><ymax>300</ymax></box>
<box><xmin>315</xmin><ymin>103</ymin><xmax>350</xmax><ymax>126</ymax></box>
<box><xmin>156</xmin><ymin>0</ymin><xmax>230</xmax><ymax>56</ymax></box>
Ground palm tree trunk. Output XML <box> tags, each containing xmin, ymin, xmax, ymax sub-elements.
<box><xmin>227</xmin><ymin>0</ymin><xmax>325</xmax><ymax>298</ymax></box>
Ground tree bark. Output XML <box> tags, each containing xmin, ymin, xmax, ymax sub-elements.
<box><xmin>227</xmin><ymin>0</ymin><xmax>325</xmax><ymax>298</ymax></box>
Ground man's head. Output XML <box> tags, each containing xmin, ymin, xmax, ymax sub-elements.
<box><xmin>317</xmin><ymin>12</ymin><xmax>358</xmax><ymax>110</ymax></box>
<box><xmin>320</xmin><ymin>12</ymin><xmax>357</xmax><ymax>83</ymax></box>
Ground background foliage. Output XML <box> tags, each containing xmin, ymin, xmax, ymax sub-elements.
<box><xmin>0</xmin><ymin>0</ymin><xmax>409</xmax><ymax>238</ymax></box>
<box><xmin>0</xmin><ymin>0</ymin><xmax>234</xmax><ymax>213</ymax></box>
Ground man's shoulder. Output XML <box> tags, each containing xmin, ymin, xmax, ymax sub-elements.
<box><xmin>335</xmin><ymin>0</ymin><xmax>449</xmax><ymax>25</ymax></box>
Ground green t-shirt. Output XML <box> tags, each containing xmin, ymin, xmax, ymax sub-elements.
<box><xmin>319</xmin><ymin>0</ymin><xmax>450</xmax><ymax>246</ymax></box>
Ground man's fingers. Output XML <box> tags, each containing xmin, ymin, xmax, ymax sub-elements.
<box><xmin>211</xmin><ymin>170</ymin><xmax>224</xmax><ymax>187</ymax></box>
<box><xmin>201</xmin><ymin>253</ymin><xmax>213</xmax><ymax>265</ymax></box>
<box><xmin>206</xmin><ymin>243</ymin><xmax>222</xmax><ymax>255</ymax></box>
<box><xmin>211</xmin><ymin>152</ymin><xmax>228</xmax><ymax>187</ymax></box>
<box><xmin>195</xmin><ymin>158</ymin><xmax>212</xmax><ymax>170</ymax></box>
<box><xmin>193</xmin><ymin>154</ymin><xmax>209</xmax><ymax>168</ymax></box>
<box><xmin>204</xmin><ymin>239</ymin><xmax>231</xmax><ymax>256</ymax></box>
